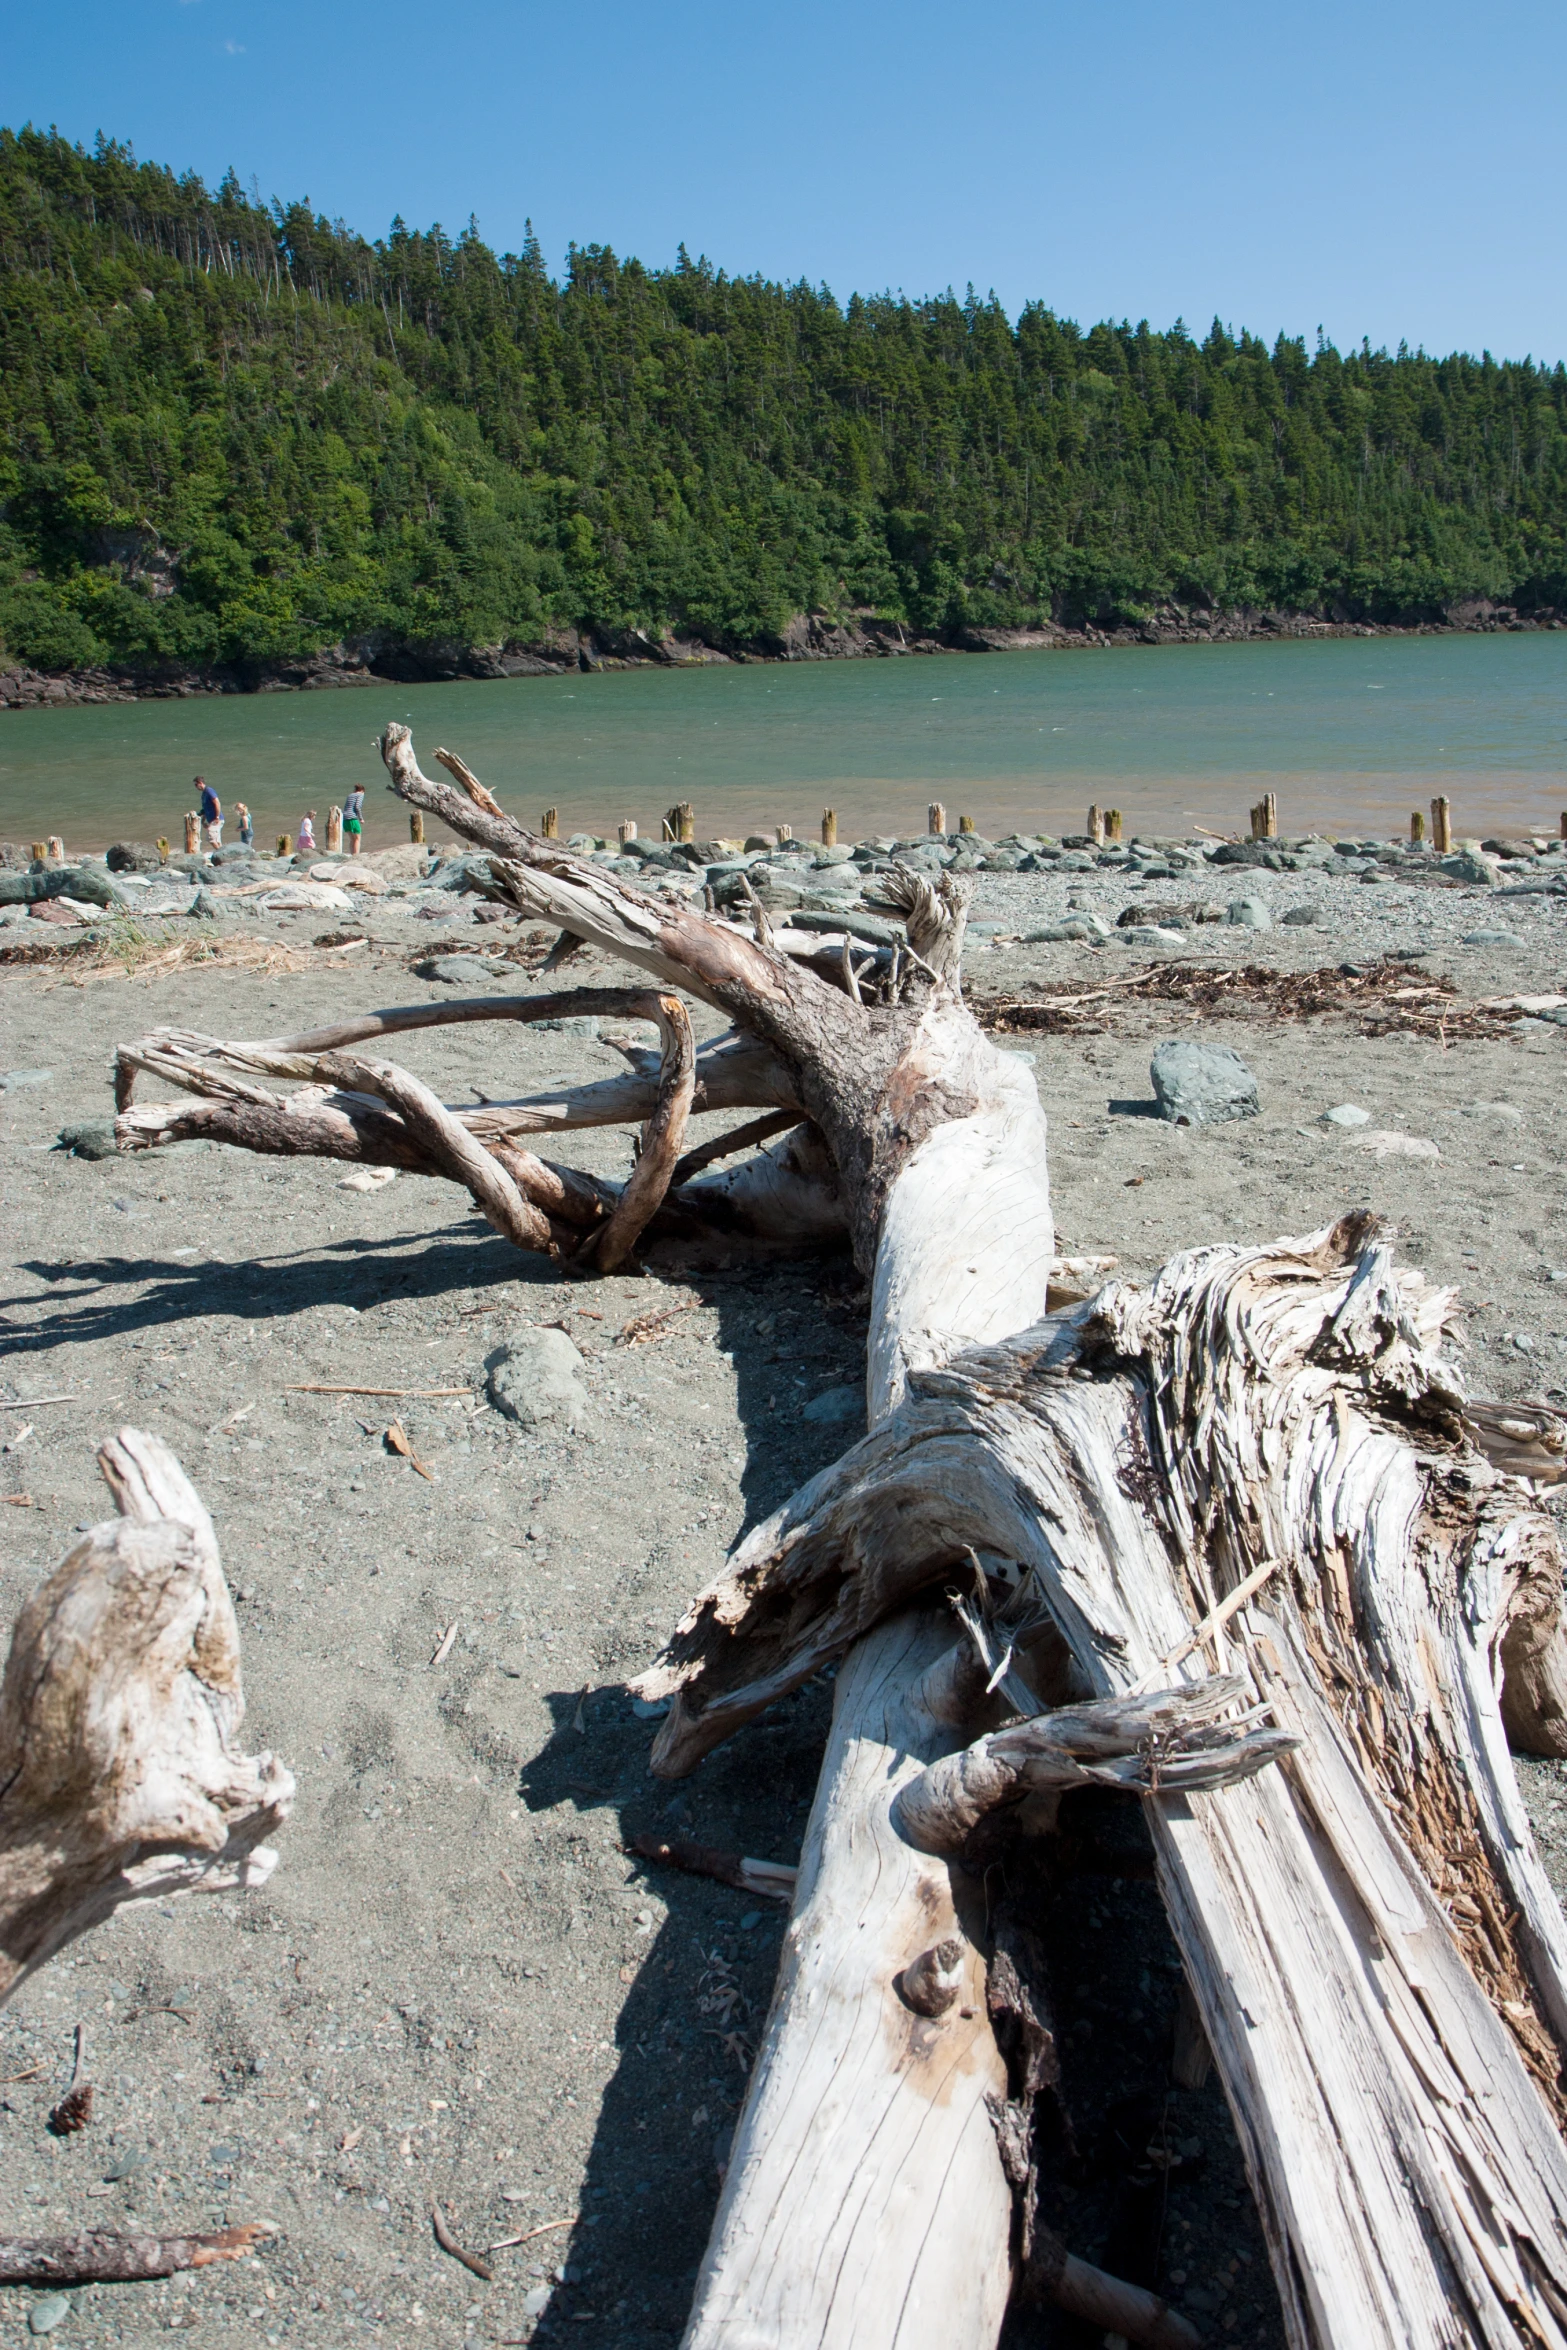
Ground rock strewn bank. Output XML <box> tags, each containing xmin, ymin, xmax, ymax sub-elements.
<box><xmin>6</xmin><ymin>817</ymin><xmax>1566</xmax><ymax>979</ymax></box>
<box><xmin>2</xmin><ymin>598</ymin><xmax>1562</xmax><ymax>710</ymax></box>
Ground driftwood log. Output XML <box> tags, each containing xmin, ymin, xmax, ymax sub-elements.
<box><xmin>0</xmin><ymin>1435</ymin><xmax>290</xmax><ymax>2290</ymax></box>
<box><xmin>0</xmin><ymin>1429</ymin><xmax>292</xmax><ymax>2000</ymax></box>
<box><xmin>105</xmin><ymin>728</ymin><xmax>1567</xmax><ymax>2349</ymax></box>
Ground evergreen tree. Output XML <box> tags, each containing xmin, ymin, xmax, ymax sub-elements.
<box><xmin>0</xmin><ymin>123</ymin><xmax>1562</xmax><ymax>676</ymax></box>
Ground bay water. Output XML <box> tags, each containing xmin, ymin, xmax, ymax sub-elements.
<box><xmin>1</xmin><ymin>631</ymin><xmax>1564</xmax><ymax>855</ymax></box>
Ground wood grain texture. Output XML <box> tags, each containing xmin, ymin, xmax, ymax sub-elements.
<box><xmin>682</xmin><ymin>1613</ymin><xmax>1012</xmax><ymax>2350</ymax></box>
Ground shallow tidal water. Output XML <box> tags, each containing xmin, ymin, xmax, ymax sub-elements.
<box><xmin>1</xmin><ymin>629</ymin><xmax>1565</xmax><ymax>854</ymax></box>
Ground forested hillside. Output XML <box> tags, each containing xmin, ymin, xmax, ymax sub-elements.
<box><xmin>2</xmin><ymin>123</ymin><xmax>1565</xmax><ymax>685</ymax></box>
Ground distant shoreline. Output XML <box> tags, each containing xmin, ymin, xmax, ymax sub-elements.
<box><xmin>2</xmin><ymin>601</ymin><xmax>1561</xmax><ymax>714</ymax></box>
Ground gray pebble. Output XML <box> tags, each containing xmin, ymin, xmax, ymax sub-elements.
<box><xmin>419</xmin><ymin>955</ymin><xmax>514</xmax><ymax>984</ymax></box>
<box><xmin>533</xmin><ymin>1015</ymin><xmax>601</xmax><ymax>1038</ymax></box>
<box><xmin>1116</xmin><ymin>924</ymin><xmax>1186</xmax><ymax>948</ymax></box>
<box><xmin>1460</xmin><ymin>930</ymin><xmax>1525</xmax><ymax>948</ymax></box>
<box><xmin>27</xmin><ymin>2294</ymin><xmax>71</xmax><ymax>2336</ymax></box>
<box><xmin>523</xmin><ymin>2285</ymin><xmax>551</xmax><ymax>2316</ymax></box>
<box><xmin>1321</xmin><ymin>1104</ymin><xmax>1371</xmax><ymax>1128</ymax></box>
<box><xmin>1</xmin><ymin>1069</ymin><xmax>54</xmax><ymax>1089</ymax></box>
<box><xmin>1151</xmin><ymin>1040</ymin><xmax>1260</xmax><ymax>1127</ymax></box>
<box><xmin>1282</xmin><ymin>905</ymin><xmax>1322</xmax><ymax>926</ymax></box>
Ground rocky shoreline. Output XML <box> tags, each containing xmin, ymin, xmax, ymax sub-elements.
<box><xmin>6</xmin><ymin>815</ymin><xmax>1566</xmax><ymax>987</ymax></box>
<box><xmin>1</xmin><ymin>596</ymin><xmax>1561</xmax><ymax>711</ymax></box>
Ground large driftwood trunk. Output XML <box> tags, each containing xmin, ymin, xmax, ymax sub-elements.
<box><xmin>643</xmin><ymin>1220</ymin><xmax>1567</xmax><ymax>2347</ymax></box>
<box><xmin>103</xmin><ymin>729</ymin><xmax>1567</xmax><ymax>2348</ymax></box>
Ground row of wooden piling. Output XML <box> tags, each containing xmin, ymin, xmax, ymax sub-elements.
<box><xmin>27</xmin><ymin>798</ymin><xmax>1567</xmax><ymax>869</ymax></box>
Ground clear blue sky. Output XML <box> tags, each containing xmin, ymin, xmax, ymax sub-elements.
<box><xmin>6</xmin><ymin>0</ymin><xmax>1564</xmax><ymax>363</ymax></box>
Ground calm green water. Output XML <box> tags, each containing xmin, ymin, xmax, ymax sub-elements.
<box><xmin>1</xmin><ymin>633</ymin><xmax>1564</xmax><ymax>854</ymax></box>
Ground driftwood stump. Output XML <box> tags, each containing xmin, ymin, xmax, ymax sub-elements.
<box><xmin>104</xmin><ymin>728</ymin><xmax>1567</xmax><ymax>2349</ymax></box>
<box><xmin>0</xmin><ymin>1429</ymin><xmax>292</xmax><ymax>2000</ymax></box>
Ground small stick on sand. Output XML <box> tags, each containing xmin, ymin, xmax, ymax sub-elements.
<box><xmin>431</xmin><ymin>2201</ymin><xmax>494</xmax><ymax>2282</ymax></box>
<box><xmin>285</xmin><ymin>1385</ymin><xmax>475</xmax><ymax>1398</ymax></box>
<box><xmin>0</xmin><ymin>2223</ymin><xmax>273</xmax><ymax>2286</ymax></box>
<box><xmin>487</xmin><ymin>2216</ymin><xmax>578</xmax><ymax>2254</ymax></box>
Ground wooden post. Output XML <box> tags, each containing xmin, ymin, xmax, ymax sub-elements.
<box><xmin>276</xmin><ymin>834</ymin><xmax>292</xmax><ymax>858</ymax></box>
<box><xmin>156</xmin><ymin>838</ymin><xmax>169</xmax><ymax>864</ymax></box>
<box><xmin>1087</xmin><ymin>804</ymin><xmax>1105</xmax><ymax>845</ymax></box>
<box><xmin>619</xmin><ymin>820</ymin><xmax>638</xmax><ymax>847</ymax></box>
<box><xmin>1431</xmin><ymin>795</ymin><xmax>1453</xmax><ymax>853</ymax></box>
<box><xmin>1105</xmin><ymin>808</ymin><xmax>1123</xmax><ymax>842</ymax></box>
<box><xmin>958</xmin><ymin>813</ymin><xmax>975</xmax><ymax>834</ymax></box>
<box><xmin>777</xmin><ymin>823</ymin><xmax>793</xmax><ymax>844</ymax></box>
<box><xmin>928</xmin><ymin>802</ymin><xmax>947</xmax><ymax>836</ymax></box>
<box><xmin>45</xmin><ymin>836</ymin><xmax>64</xmax><ymax>866</ymax></box>
<box><xmin>1261</xmin><ymin>791</ymin><xmax>1277</xmax><ymax>838</ymax></box>
<box><xmin>325</xmin><ymin>806</ymin><xmax>343</xmax><ymax>854</ymax></box>
<box><xmin>821</xmin><ymin>809</ymin><xmax>837</xmax><ymax>847</ymax></box>
<box><xmin>1559</xmin><ymin>810</ymin><xmax>1566</xmax><ymax>842</ymax></box>
<box><xmin>1411</xmin><ymin>809</ymin><xmax>1426</xmax><ymax>846</ymax></box>
<box><xmin>541</xmin><ymin>807</ymin><xmax>559</xmax><ymax>839</ymax></box>
<box><xmin>29</xmin><ymin>842</ymin><xmax>46</xmax><ymax>866</ymax></box>
<box><xmin>183</xmin><ymin>813</ymin><xmax>199</xmax><ymax>856</ymax></box>
<box><xmin>665</xmin><ymin>803</ymin><xmax>696</xmax><ymax>844</ymax></box>
<box><xmin>409</xmin><ymin>810</ymin><xmax>424</xmax><ymax>845</ymax></box>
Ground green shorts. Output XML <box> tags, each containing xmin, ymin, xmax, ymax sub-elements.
<box><xmin>344</xmin><ymin>817</ymin><xmax>362</xmax><ymax>835</ymax></box>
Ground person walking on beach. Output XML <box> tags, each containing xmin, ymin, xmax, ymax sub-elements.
<box><xmin>235</xmin><ymin>801</ymin><xmax>254</xmax><ymax>848</ymax></box>
<box><xmin>297</xmin><ymin>809</ymin><xmax>317</xmax><ymax>855</ymax></box>
<box><xmin>343</xmin><ymin>786</ymin><xmax>365</xmax><ymax>856</ymax></box>
<box><xmin>197</xmin><ymin>776</ymin><xmax>222</xmax><ymax>850</ymax></box>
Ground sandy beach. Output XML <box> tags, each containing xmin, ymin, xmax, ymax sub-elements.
<box><xmin>2</xmin><ymin>836</ymin><xmax>1565</xmax><ymax>2349</ymax></box>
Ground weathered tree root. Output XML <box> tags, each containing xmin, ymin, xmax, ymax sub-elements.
<box><xmin>0</xmin><ymin>1430</ymin><xmax>292</xmax><ymax>2001</ymax></box>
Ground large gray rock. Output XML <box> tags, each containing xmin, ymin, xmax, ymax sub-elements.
<box><xmin>0</xmin><ymin>865</ymin><xmax>124</xmax><ymax>909</ymax></box>
<box><xmin>57</xmin><ymin>1120</ymin><xmax>119</xmax><ymax>1159</ymax></box>
<box><xmin>1021</xmin><ymin>918</ymin><xmax>1102</xmax><ymax>944</ymax></box>
<box><xmin>790</xmin><ymin>908</ymin><xmax>900</xmax><ymax>947</ymax></box>
<box><xmin>1460</xmin><ymin>928</ymin><xmax>1525</xmax><ymax>948</ymax></box>
<box><xmin>106</xmin><ymin>841</ymin><xmax>163</xmax><ymax>873</ymax></box>
<box><xmin>802</xmin><ymin>1384</ymin><xmax>865</xmax><ymax>1427</ymax></box>
<box><xmin>1440</xmin><ymin>850</ymin><xmax>1500</xmax><ymax>886</ymax></box>
<box><xmin>1227</xmin><ymin>895</ymin><xmax>1273</xmax><ymax>929</ymax></box>
<box><xmin>1151</xmin><ymin>1040</ymin><xmax>1259</xmax><ymax>1127</ymax></box>
<box><xmin>487</xmin><ymin>1328</ymin><xmax>590</xmax><ymax>1429</ymax></box>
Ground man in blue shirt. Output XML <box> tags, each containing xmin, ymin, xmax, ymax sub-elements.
<box><xmin>197</xmin><ymin>777</ymin><xmax>222</xmax><ymax>850</ymax></box>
